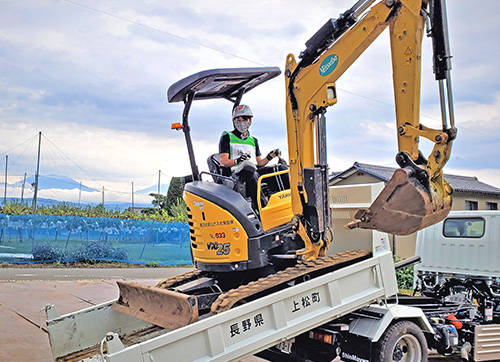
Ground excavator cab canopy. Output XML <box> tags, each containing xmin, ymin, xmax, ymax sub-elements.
<box><xmin>167</xmin><ymin>67</ymin><xmax>281</xmax><ymax>103</ymax></box>
<box><xmin>167</xmin><ymin>67</ymin><xmax>281</xmax><ymax>181</ymax></box>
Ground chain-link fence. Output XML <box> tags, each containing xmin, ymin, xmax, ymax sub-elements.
<box><xmin>0</xmin><ymin>214</ymin><xmax>191</xmax><ymax>265</ymax></box>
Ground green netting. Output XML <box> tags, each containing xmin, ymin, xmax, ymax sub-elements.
<box><xmin>0</xmin><ymin>214</ymin><xmax>191</xmax><ymax>265</ymax></box>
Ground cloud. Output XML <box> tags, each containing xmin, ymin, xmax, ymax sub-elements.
<box><xmin>1</xmin><ymin>0</ymin><xmax>500</xmax><ymax>204</ymax></box>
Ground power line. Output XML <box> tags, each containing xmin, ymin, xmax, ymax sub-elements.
<box><xmin>337</xmin><ymin>88</ymin><xmax>500</xmax><ymax>141</ymax></box>
<box><xmin>61</xmin><ymin>0</ymin><xmax>267</xmax><ymax>67</ymax></box>
<box><xmin>0</xmin><ymin>134</ymin><xmax>158</xmax><ymax>206</ymax></box>
<box><xmin>41</xmin><ymin>134</ymin><xmax>117</xmax><ymax>189</ymax></box>
<box><xmin>0</xmin><ymin>133</ymin><xmax>39</xmax><ymax>163</ymax></box>
<box><xmin>61</xmin><ymin>1</ymin><xmax>499</xmax><ymax>142</ymax></box>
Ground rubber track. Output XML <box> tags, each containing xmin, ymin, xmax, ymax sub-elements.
<box><xmin>210</xmin><ymin>249</ymin><xmax>371</xmax><ymax>315</ymax></box>
<box><xmin>155</xmin><ymin>269</ymin><xmax>203</xmax><ymax>289</ymax></box>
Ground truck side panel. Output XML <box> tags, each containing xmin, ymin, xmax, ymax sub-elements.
<box><xmin>46</xmin><ymin>301</ymin><xmax>150</xmax><ymax>361</ymax></box>
<box><xmin>47</xmin><ymin>251</ymin><xmax>397</xmax><ymax>362</ymax></box>
<box><xmin>415</xmin><ymin>211</ymin><xmax>500</xmax><ymax>278</ymax></box>
<box><xmin>107</xmin><ymin>252</ymin><xmax>397</xmax><ymax>362</ymax></box>
<box><xmin>474</xmin><ymin>324</ymin><xmax>500</xmax><ymax>361</ymax></box>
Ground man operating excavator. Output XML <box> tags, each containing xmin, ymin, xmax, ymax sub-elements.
<box><xmin>218</xmin><ymin>104</ymin><xmax>284</xmax><ymax>209</ymax></box>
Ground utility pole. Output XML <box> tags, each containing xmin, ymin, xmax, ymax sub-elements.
<box><xmin>32</xmin><ymin>131</ymin><xmax>42</xmax><ymax>210</ymax></box>
<box><xmin>158</xmin><ymin>170</ymin><xmax>161</xmax><ymax>194</ymax></box>
<box><xmin>21</xmin><ymin>173</ymin><xmax>27</xmax><ymax>203</ymax></box>
<box><xmin>3</xmin><ymin>155</ymin><xmax>7</xmax><ymax>205</ymax></box>
<box><xmin>131</xmin><ymin>182</ymin><xmax>135</xmax><ymax>210</ymax></box>
<box><xmin>78</xmin><ymin>182</ymin><xmax>82</xmax><ymax>207</ymax></box>
<box><xmin>157</xmin><ymin>170</ymin><xmax>161</xmax><ymax>210</ymax></box>
<box><xmin>102</xmin><ymin>186</ymin><xmax>104</xmax><ymax>206</ymax></box>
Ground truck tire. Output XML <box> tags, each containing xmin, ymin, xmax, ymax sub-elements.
<box><xmin>372</xmin><ymin>320</ymin><xmax>428</xmax><ymax>362</ymax></box>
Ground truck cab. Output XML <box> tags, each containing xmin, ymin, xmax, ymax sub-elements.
<box><xmin>414</xmin><ymin>211</ymin><xmax>500</xmax><ymax>361</ymax></box>
<box><xmin>415</xmin><ymin>210</ymin><xmax>500</xmax><ymax>284</ymax></box>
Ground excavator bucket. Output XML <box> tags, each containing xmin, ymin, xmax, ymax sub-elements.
<box><xmin>112</xmin><ymin>281</ymin><xmax>198</xmax><ymax>330</ymax></box>
<box><xmin>345</xmin><ymin>167</ymin><xmax>451</xmax><ymax>235</ymax></box>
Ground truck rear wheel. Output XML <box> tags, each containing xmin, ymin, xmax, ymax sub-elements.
<box><xmin>372</xmin><ymin>320</ymin><xmax>428</xmax><ymax>362</ymax></box>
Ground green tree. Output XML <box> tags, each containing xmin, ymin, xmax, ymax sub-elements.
<box><xmin>0</xmin><ymin>200</ymin><xmax>186</xmax><ymax>223</ymax></box>
<box><xmin>166</xmin><ymin>177</ymin><xmax>185</xmax><ymax>216</ymax></box>
<box><xmin>149</xmin><ymin>193</ymin><xmax>168</xmax><ymax>210</ymax></box>
<box><xmin>394</xmin><ymin>256</ymin><xmax>414</xmax><ymax>291</ymax></box>
<box><xmin>169</xmin><ymin>198</ymin><xmax>188</xmax><ymax>222</ymax></box>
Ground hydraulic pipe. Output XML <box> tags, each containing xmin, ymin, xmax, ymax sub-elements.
<box><xmin>351</xmin><ymin>0</ymin><xmax>377</xmax><ymax>20</ymax></box>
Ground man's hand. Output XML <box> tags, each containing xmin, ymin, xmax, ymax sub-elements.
<box><xmin>266</xmin><ymin>148</ymin><xmax>281</xmax><ymax>161</ymax></box>
<box><xmin>236</xmin><ymin>153</ymin><xmax>251</xmax><ymax>164</ymax></box>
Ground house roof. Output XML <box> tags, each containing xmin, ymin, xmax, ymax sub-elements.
<box><xmin>330</xmin><ymin>162</ymin><xmax>500</xmax><ymax>197</ymax></box>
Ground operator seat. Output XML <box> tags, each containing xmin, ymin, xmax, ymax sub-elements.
<box><xmin>207</xmin><ymin>154</ymin><xmax>231</xmax><ymax>184</ymax></box>
<box><xmin>207</xmin><ymin>153</ymin><xmax>263</xmax><ymax>208</ymax></box>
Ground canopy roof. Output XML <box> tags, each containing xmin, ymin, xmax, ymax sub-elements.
<box><xmin>167</xmin><ymin>67</ymin><xmax>281</xmax><ymax>103</ymax></box>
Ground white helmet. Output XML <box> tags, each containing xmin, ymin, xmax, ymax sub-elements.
<box><xmin>232</xmin><ymin>104</ymin><xmax>253</xmax><ymax>119</ymax></box>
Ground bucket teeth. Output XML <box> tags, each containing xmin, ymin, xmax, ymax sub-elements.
<box><xmin>345</xmin><ymin>167</ymin><xmax>451</xmax><ymax>235</ymax></box>
<box><xmin>112</xmin><ymin>281</ymin><xmax>199</xmax><ymax>330</ymax></box>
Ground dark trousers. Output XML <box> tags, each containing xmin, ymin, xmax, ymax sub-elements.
<box><xmin>245</xmin><ymin>165</ymin><xmax>289</xmax><ymax>210</ymax></box>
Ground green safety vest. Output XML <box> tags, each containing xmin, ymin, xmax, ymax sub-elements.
<box><xmin>225</xmin><ymin>131</ymin><xmax>257</xmax><ymax>171</ymax></box>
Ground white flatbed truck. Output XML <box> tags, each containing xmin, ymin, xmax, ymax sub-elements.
<box><xmin>46</xmin><ymin>213</ymin><xmax>500</xmax><ymax>362</ymax></box>
<box><xmin>45</xmin><ymin>239</ymin><xmax>435</xmax><ymax>362</ymax></box>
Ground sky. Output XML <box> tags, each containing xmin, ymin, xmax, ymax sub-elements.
<box><xmin>1</xmin><ymin>0</ymin><xmax>499</xmax><ymax>206</ymax></box>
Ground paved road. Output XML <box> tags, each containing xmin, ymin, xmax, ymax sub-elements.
<box><xmin>0</xmin><ymin>267</ymin><xmax>195</xmax><ymax>362</ymax></box>
<box><xmin>0</xmin><ymin>268</ymin><xmax>461</xmax><ymax>362</ymax></box>
<box><xmin>0</xmin><ymin>267</ymin><xmax>193</xmax><ymax>281</ymax></box>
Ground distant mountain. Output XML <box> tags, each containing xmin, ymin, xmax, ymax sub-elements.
<box><xmin>11</xmin><ymin>174</ymin><xmax>98</xmax><ymax>192</ymax></box>
<box><xmin>1</xmin><ymin>173</ymin><xmax>165</xmax><ymax>209</ymax></box>
<box><xmin>2</xmin><ymin>197</ymin><xmax>60</xmax><ymax>206</ymax></box>
<box><xmin>136</xmin><ymin>183</ymin><xmax>169</xmax><ymax>195</ymax></box>
<box><xmin>2</xmin><ymin>197</ymin><xmax>152</xmax><ymax>211</ymax></box>
<box><xmin>83</xmin><ymin>200</ymin><xmax>153</xmax><ymax>211</ymax></box>
<box><xmin>4</xmin><ymin>174</ymin><xmax>169</xmax><ymax>195</ymax></box>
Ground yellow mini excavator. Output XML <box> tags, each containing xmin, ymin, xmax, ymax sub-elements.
<box><xmin>113</xmin><ymin>0</ymin><xmax>457</xmax><ymax>331</ymax></box>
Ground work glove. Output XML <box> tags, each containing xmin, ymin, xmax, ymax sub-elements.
<box><xmin>266</xmin><ymin>148</ymin><xmax>281</xmax><ymax>161</ymax></box>
<box><xmin>236</xmin><ymin>153</ymin><xmax>251</xmax><ymax>164</ymax></box>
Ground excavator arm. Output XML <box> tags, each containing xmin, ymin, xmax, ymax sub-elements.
<box><xmin>285</xmin><ymin>0</ymin><xmax>456</xmax><ymax>260</ymax></box>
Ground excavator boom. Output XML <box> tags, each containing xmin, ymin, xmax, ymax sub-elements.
<box><xmin>285</xmin><ymin>0</ymin><xmax>456</xmax><ymax>248</ymax></box>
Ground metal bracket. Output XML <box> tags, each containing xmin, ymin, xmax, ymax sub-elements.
<box><xmin>104</xmin><ymin>332</ymin><xmax>125</xmax><ymax>354</ymax></box>
<box><xmin>44</xmin><ymin>304</ymin><xmax>60</xmax><ymax>320</ymax></box>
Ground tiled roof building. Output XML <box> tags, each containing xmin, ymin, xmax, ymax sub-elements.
<box><xmin>327</xmin><ymin>162</ymin><xmax>500</xmax><ymax>258</ymax></box>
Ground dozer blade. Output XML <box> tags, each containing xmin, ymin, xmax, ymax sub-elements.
<box><xmin>112</xmin><ymin>281</ymin><xmax>198</xmax><ymax>330</ymax></box>
<box><xmin>345</xmin><ymin>167</ymin><xmax>451</xmax><ymax>235</ymax></box>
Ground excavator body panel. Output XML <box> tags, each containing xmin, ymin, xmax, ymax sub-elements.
<box><xmin>184</xmin><ymin>189</ymin><xmax>250</xmax><ymax>265</ymax></box>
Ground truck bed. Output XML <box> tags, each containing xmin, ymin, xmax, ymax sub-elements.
<box><xmin>46</xmin><ymin>250</ymin><xmax>398</xmax><ymax>362</ymax></box>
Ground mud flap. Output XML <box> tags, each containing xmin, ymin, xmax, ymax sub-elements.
<box><xmin>112</xmin><ymin>281</ymin><xmax>199</xmax><ymax>330</ymax></box>
<box><xmin>345</xmin><ymin>164</ymin><xmax>451</xmax><ymax>235</ymax></box>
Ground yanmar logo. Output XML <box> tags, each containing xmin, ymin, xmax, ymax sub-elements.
<box><xmin>278</xmin><ymin>192</ymin><xmax>291</xmax><ymax>200</ymax></box>
<box><xmin>319</xmin><ymin>54</ymin><xmax>339</xmax><ymax>76</ymax></box>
